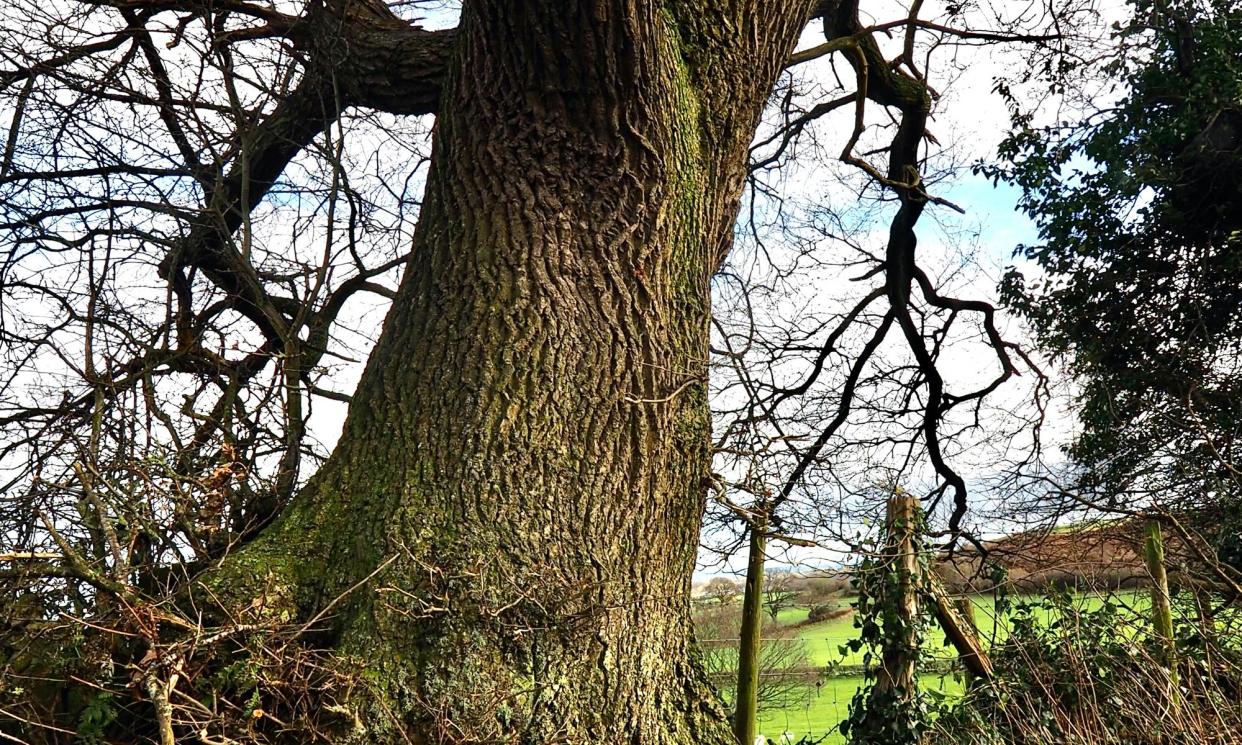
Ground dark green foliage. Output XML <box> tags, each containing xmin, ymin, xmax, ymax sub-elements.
<box><xmin>75</xmin><ymin>692</ymin><xmax>117</xmax><ymax>745</ymax></box>
<box><xmin>984</xmin><ymin>0</ymin><xmax>1242</xmax><ymax>529</ymax></box>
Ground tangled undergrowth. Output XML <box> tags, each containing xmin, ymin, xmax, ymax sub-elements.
<box><xmin>929</xmin><ymin>591</ymin><xmax>1242</xmax><ymax>745</ymax></box>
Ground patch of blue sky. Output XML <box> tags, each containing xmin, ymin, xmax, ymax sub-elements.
<box><xmin>941</xmin><ymin>175</ymin><xmax>1039</xmax><ymax>266</ymax></box>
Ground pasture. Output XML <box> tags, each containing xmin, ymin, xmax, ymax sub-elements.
<box><xmin>699</xmin><ymin>590</ymin><xmax>1150</xmax><ymax>742</ymax></box>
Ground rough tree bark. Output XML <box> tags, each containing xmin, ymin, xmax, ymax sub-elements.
<box><xmin>202</xmin><ymin>2</ymin><xmax>816</xmax><ymax>742</ymax></box>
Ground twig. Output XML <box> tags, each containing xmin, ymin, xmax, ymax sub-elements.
<box><xmin>290</xmin><ymin>553</ymin><xmax>400</xmax><ymax>641</ymax></box>
<box><xmin>0</xmin><ymin>552</ymin><xmax>60</xmax><ymax>561</ymax></box>
<box><xmin>623</xmin><ymin>376</ymin><xmax>705</xmax><ymax>405</ymax></box>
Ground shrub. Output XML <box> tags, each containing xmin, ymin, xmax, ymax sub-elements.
<box><xmin>690</xmin><ymin>605</ymin><xmax>814</xmax><ymax>713</ymax></box>
<box><xmin>806</xmin><ymin>603</ymin><xmax>845</xmax><ymax>623</ymax></box>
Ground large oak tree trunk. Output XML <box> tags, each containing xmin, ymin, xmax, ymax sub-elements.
<box><xmin>207</xmin><ymin>2</ymin><xmax>813</xmax><ymax>742</ymax></box>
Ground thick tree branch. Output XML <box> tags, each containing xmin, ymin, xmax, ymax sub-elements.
<box><xmin>157</xmin><ymin>7</ymin><xmax>454</xmax><ymax>346</ymax></box>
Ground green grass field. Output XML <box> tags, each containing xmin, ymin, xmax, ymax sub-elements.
<box><xmin>785</xmin><ymin>590</ymin><xmax>1148</xmax><ymax>668</ymax></box>
<box><xmin>756</xmin><ymin>673</ymin><xmax>964</xmax><ymax>743</ymax></box>
<box><xmin>746</xmin><ymin>590</ymin><xmax>1148</xmax><ymax>742</ymax></box>
<box><xmin>757</xmin><ymin>674</ymin><xmax>859</xmax><ymax>744</ymax></box>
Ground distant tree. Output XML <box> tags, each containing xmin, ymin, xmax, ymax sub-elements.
<box><xmin>763</xmin><ymin>570</ymin><xmax>801</xmax><ymax>622</ymax></box>
<box><xmin>803</xmin><ymin>574</ymin><xmax>853</xmax><ymax>600</ymax></box>
<box><xmin>705</xmin><ymin>576</ymin><xmax>742</xmax><ymax>606</ymax></box>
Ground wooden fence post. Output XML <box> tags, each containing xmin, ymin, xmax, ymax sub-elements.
<box><xmin>1145</xmin><ymin>518</ymin><xmax>1178</xmax><ymax>699</ymax></box>
<box><xmin>927</xmin><ymin>573</ymin><xmax>993</xmax><ymax>684</ymax></box>
<box><xmin>734</xmin><ymin>513</ymin><xmax>767</xmax><ymax>745</ymax></box>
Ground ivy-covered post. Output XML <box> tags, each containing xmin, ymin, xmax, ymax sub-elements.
<box><xmin>1145</xmin><ymin>518</ymin><xmax>1178</xmax><ymax>699</ymax></box>
<box><xmin>734</xmin><ymin>510</ymin><xmax>767</xmax><ymax>745</ymax></box>
<box><xmin>875</xmin><ymin>492</ymin><xmax>921</xmax><ymax>705</ymax></box>
<box><xmin>846</xmin><ymin>490</ymin><xmax>925</xmax><ymax>744</ymax></box>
